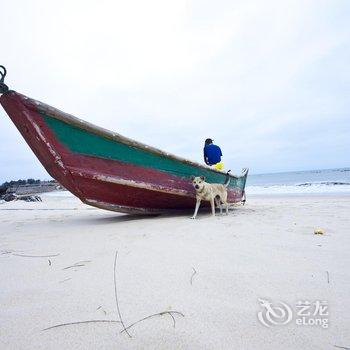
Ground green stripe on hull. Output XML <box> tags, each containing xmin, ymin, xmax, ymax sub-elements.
<box><xmin>42</xmin><ymin>113</ymin><xmax>245</xmax><ymax>189</ymax></box>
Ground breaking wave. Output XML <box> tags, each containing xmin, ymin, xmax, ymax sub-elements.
<box><xmin>246</xmin><ymin>182</ymin><xmax>350</xmax><ymax>195</ymax></box>
<box><xmin>296</xmin><ymin>181</ymin><xmax>350</xmax><ymax>187</ymax></box>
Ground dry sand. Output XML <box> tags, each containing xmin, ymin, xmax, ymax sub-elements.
<box><xmin>0</xmin><ymin>192</ymin><xmax>349</xmax><ymax>349</ymax></box>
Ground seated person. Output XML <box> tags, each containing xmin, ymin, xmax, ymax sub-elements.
<box><xmin>203</xmin><ymin>138</ymin><xmax>224</xmax><ymax>170</ymax></box>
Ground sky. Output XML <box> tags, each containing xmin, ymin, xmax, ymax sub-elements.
<box><xmin>0</xmin><ymin>0</ymin><xmax>349</xmax><ymax>182</ymax></box>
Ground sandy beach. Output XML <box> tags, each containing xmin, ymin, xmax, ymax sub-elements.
<box><xmin>1</xmin><ymin>192</ymin><xmax>349</xmax><ymax>349</ymax></box>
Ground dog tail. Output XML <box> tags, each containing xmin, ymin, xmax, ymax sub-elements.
<box><xmin>224</xmin><ymin>170</ymin><xmax>231</xmax><ymax>187</ymax></box>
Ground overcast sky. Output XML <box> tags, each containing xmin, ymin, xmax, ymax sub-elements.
<box><xmin>0</xmin><ymin>0</ymin><xmax>349</xmax><ymax>182</ymax></box>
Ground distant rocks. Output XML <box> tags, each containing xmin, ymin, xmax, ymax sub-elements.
<box><xmin>19</xmin><ymin>195</ymin><xmax>42</xmax><ymax>202</ymax></box>
<box><xmin>6</xmin><ymin>182</ymin><xmax>60</xmax><ymax>195</ymax></box>
<box><xmin>0</xmin><ymin>179</ymin><xmax>64</xmax><ymax>203</ymax></box>
<box><xmin>2</xmin><ymin>194</ymin><xmax>42</xmax><ymax>202</ymax></box>
<box><xmin>3</xmin><ymin>194</ymin><xmax>17</xmax><ymax>202</ymax></box>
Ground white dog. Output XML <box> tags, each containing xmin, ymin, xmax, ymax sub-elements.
<box><xmin>190</xmin><ymin>172</ymin><xmax>231</xmax><ymax>219</ymax></box>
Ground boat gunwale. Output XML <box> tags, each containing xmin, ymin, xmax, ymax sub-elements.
<box><xmin>4</xmin><ymin>90</ymin><xmax>248</xmax><ymax>181</ymax></box>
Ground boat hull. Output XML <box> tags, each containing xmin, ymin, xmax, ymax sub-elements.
<box><xmin>0</xmin><ymin>91</ymin><xmax>248</xmax><ymax>214</ymax></box>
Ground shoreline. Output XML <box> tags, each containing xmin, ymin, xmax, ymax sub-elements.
<box><xmin>248</xmin><ymin>192</ymin><xmax>350</xmax><ymax>198</ymax></box>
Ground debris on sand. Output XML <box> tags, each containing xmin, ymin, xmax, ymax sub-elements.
<box><xmin>314</xmin><ymin>228</ymin><xmax>325</xmax><ymax>235</ymax></box>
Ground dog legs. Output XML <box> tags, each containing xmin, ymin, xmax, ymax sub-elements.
<box><xmin>191</xmin><ymin>198</ymin><xmax>201</xmax><ymax>219</ymax></box>
<box><xmin>216</xmin><ymin>200</ymin><xmax>229</xmax><ymax>215</ymax></box>
<box><xmin>214</xmin><ymin>197</ymin><xmax>223</xmax><ymax>215</ymax></box>
<box><xmin>218</xmin><ymin>202</ymin><xmax>223</xmax><ymax>215</ymax></box>
<box><xmin>210</xmin><ymin>197</ymin><xmax>216</xmax><ymax>216</ymax></box>
<box><xmin>225</xmin><ymin>202</ymin><xmax>229</xmax><ymax>215</ymax></box>
<box><xmin>222</xmin><ymin>193</ymin><xmax>229</xmax><ymax>215</ymax></box>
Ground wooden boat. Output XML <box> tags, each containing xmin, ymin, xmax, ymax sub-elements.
<box><xmin>0</xmin><ymin>66</ymin><xmax>248</xmax><ymax>214</ymax></box>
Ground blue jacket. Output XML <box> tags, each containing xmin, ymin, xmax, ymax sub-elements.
<box><xmin>204</xmin><ymin>144</ymin><xmax>222</xmax><ymax>165</ymax></box>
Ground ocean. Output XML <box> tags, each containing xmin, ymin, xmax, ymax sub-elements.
<box><xmin>246</xmin><ymin>168</ymin><xmax>350</xmax><ymax>195</ymax></box>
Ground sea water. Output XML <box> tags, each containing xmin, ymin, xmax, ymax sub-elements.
<box><xmin>246</xmin><ymin>168</ymin><xmax>350</xmax><ymax>195</ymax></box>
